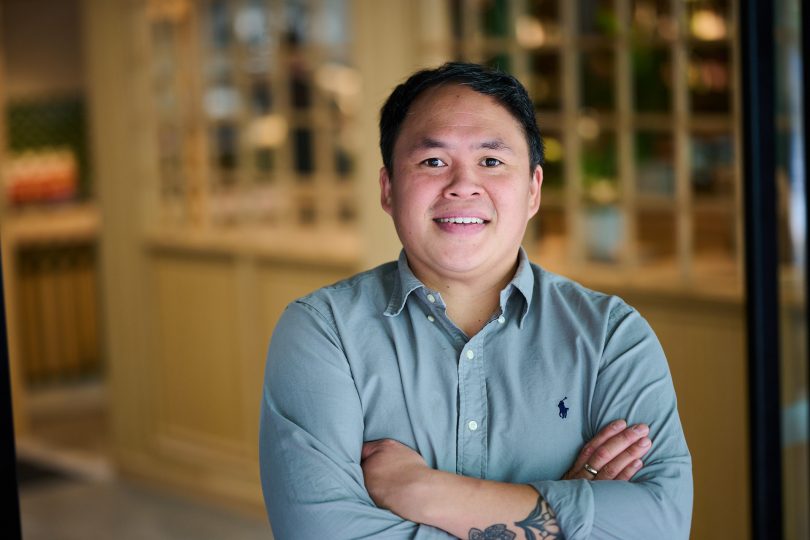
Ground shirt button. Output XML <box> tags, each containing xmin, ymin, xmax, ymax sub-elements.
<box><xmin>427</xmin><ymin>315</ymin><xmax>435</xmax><ymax>322</ymax></box>
<box><xmin>427</xmin><ymin>294</ymin><xmax>436</xmax><ymax>303</ymax></box>
<box><xmin>497</xmin><ymin>315</ymin><xmax>506</xmax><ymax>324</ymax></box>
<box><xmin>468</xmin><ymin>420</ymin><xmax>479</xmax><ymax>431</ymax></box>
<box><xmin>465</xmin><ymin>349</ymin><xmax>475</xmax><ymax>360</ymax></box>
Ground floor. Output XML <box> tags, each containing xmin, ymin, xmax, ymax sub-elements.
<box><xmin>19</xmin><ymin>475</ymin><xmax>271</xmax><ymax>540</ymax></box>
<box><xmin>17</xmin><ymin>381</ymin><xmax>272</xmax><ymax>540</ymax></box>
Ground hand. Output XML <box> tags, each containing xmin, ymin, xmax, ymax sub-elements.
<box><xmin>361</xmin><ymin>439</ymin><xmax>431</xmax><ymax>519</ymax></box>
<box><xmin>563</xmin><ymin>419</ymin><xmax>652</xmax><ymax>481</ymax></box>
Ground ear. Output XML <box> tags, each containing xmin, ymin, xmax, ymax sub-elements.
<box><xmin>528</xmin><ymin>165</ymin><xmax>543</xmax><ymax>218</ymax></box>
<box><xmin>380</xmin><ymin>166</ymin><xmax>394</xmax><ymax>216</ymax></box>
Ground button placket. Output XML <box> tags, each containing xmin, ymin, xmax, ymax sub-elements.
<box><xmin>456</xmin><ymin>335</ymin><xmax>487</xmax><ymax>478</ymax></box>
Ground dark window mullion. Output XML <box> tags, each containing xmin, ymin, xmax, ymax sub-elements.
<box><xmin>740</xmin><ymin>0</ymin><xmax>782</xmax><ymax>538</ymax></box>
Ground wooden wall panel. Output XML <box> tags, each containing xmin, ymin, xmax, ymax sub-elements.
<box><xmin>152</xmin><ymin>254</ymin><xmax>248</xmax><ymax>461</ymax></box>
<box><xmin>628</xmin><ymin>295</ymin><xmax>748</xmax><ymax>540</ymax></box>
<box><xmin>248</xmin><ymin>262</ymin><xmax>356</xmax><ymax>449</ymax></box>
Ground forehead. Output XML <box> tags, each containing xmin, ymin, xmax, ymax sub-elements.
<box><xmin>396</xmin><ymin>84</ymin><xmax>526</xmax><ymax>149</ymax></box>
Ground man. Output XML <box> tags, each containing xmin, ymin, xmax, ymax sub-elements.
<box><xmin>259</xmin><ymin>63</ymin><xmax>692</xmax><ymax>539</ymax></box>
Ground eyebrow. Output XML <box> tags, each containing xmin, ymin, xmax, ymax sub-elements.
<box><xmin>409</xmin><ymin>137</ymin><xmax>514</xmax><ymax>153</ymax></box>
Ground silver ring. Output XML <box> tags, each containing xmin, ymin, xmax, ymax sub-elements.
<box><xmin>583</xmin><ymin>463</ymin><xmax>599</xmax><ymax>476</ymax></box>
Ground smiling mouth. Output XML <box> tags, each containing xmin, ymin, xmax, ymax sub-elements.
<box><xmin>434</xmin><ymin>217</ymin><xmax>487</xmax><ymax>224</ymax></box>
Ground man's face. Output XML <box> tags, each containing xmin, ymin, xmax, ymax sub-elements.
<box><xmin>380</xmin><ymin>84</ymin><xmax>542</xmax><ymax>287</ymax></box>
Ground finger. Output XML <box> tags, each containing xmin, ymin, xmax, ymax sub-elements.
<box><xmin>570</xmin><ymin>419</ymin><xmax>627</xmax><ymax>472</ymax></box>
<box><xmin>614</xmin><ymin>459</ymin><xmax>644</xmax><ymax>481</ymax></box>
<box><xmin>587</xmin><ymin>424</ymin><xmax>649</xmax><ymax>472</ymax></box>
<box><xmin>595</xmin><ymin>437</ymin><xmax>651</xmax><ymax>480</ymax></box>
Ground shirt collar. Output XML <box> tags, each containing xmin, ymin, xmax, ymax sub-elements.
<box><xmin>384</xmin><ymin>251</ymin><xmax>426</xmax><ymax>317</ymax></box>
<box><xmin>508</xmin><ymin>247</ymin><xmax>534</xmax><ymax>327</ymax></box>
<box><xmin>384</xmin><ymin>248</ymin><xmax>535</xmax><ymax>326</ymax></box>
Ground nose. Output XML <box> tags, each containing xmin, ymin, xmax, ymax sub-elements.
<box><xmin>442</xmin><ymin>165</ymin><xmax>481</xmax><ymax>199</ymax></box>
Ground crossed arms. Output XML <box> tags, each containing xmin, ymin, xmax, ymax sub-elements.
<box><xmin>361</xmin><ymin>419</ymin><xmax>652</xmax><ymax>539</ymax></box>
<box><xmin>259</xmin><ymin>301</ymin><xmax>693</xmax><ymax>539</ymax></box>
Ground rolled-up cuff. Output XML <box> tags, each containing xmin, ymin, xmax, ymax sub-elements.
<box><xmin>529</xmin><ymin>480</ymin><xmax>594</xmax><ymax>540</ymax></box>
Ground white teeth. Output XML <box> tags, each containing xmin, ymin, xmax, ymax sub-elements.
<box><xmin>436</xmin><ymin>217</ymin><xmax>484</xmax><ymax>224</ymax></box>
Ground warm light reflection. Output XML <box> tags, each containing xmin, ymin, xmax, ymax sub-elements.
<box><xmin>633</xmin><ymin>3</ymin><xmax>657</xmax><ymax>31</ymax></box>
<box><xmin>688</xmin><ymin>60</ymin><xmax>729</xmax><ymax>92</ymax></box>
<box><xmin>691</xmin><ymin>9</ymin><xmax>727</xmax><ymax>41</ymax></box>
<box><xmin>249</xmin><ymin>115</ymin><xmax>288</xmax><ymax>148</ymax></box>
<box><xmin>315</xmin><ymin>63</ymin><xmax>361</xmax><ymax>114</ymax></box>
<box><xmin>146</xmin><ymin>0</ymin><xmax>191</xmax><ymax>22</ymax></box>
<box><xmin>588</xmin><ymin>179</ymin><xmax>619</xmax><ymax>205</ymax></box>
<box><xmin>577</xmin><ymin>116</ymin><xmax>601</xmax><ymax>140</ymax></box>
<box><xmin>516</xmin><ymin>15</ymin><xmax>546</xmax><ymax>48</ymax></box>
<box><xmin>545</xmin><ymin>137</ymin><xmax>563</xmax><ymax>162</ymax></box>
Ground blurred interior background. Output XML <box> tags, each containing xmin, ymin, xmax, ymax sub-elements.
<box><xmin>0</xmin><ymin>0</ymin><xmax>806</xmax><ymax>538</ymax></box>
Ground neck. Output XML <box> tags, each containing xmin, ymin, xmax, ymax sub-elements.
<box><xmin>411</xmin><ymin>256</ymin><xmax>520</xmax><ymax>337</ymax></box>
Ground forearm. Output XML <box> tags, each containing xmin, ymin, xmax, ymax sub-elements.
<box><xmin>397</xmin><ymin>470</ymin><xmax>560</xmax><ymax>540</ymax></box>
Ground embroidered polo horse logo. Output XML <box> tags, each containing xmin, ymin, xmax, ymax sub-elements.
<box><xmin>558</xmin><ymin>397</ymin><xmax>569</xmax><ymax>419</ymax></box>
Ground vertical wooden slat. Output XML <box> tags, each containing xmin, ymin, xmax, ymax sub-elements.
<box><xmin>616</xmin><ymin>0</ymin><xmax>636</xmax><ymax>271</ymax></box>
<box><xmin>671</xmin><ymin>0</ymin><xmax>692</xmax><ymax>285</ymax></box>
<box><xmin>562</xmin><ymin>0</ymin><xmax>583</xmax><ymax>267</ymax></box>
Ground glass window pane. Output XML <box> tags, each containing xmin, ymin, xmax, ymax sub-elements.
<box><xmin>637</xmin><ymin>209</ymin><xmax>675</xmax><ymax>263</ymax></box>
<box><xmin>581</xmin><ymin>48</ymin><xmax>615</xmax><ymax>110</ymax></box>
<box><xmin>235</xmin><ymin>0</ymin><xmax>269</xmax><ymax>48</ymax></box>
<box><xmin>631</xmin><ymin>0</ymin><xmax>674</xmax><ymax>41</ymax></box>
<box><xmin>530</xmin><ymin>52</ymin><xmax>561</xmax><ymax>110</ymax></box>
<box><xmin>635</xmin><ymin>131</ymin><xmax>674</xmax><ymax>196</ymax></box>
<box><xmin>584</xmin><ymin>204</ymin><xmax>623</xmax><ymax>262</ymax></box>
<box><xmin>693</xmin><ymin>207</ymin><xmax>735</xmax><ymax>266</ymax></box>
<box><xmin>691</xmin><ymin>130</ymin><xmax>734</xmax><ymax>199</ymax></box>
<box><xmin>284</xmin><ymin>0</ymin><xmax>311</xmax><ymax>45</ymax></box>
<box><xmin>320</xmin><ymin>0</ymin><xmax>350</xmax><ymax>46</ymax></box>
<box><xmin>250</xmin><ymin>79</ymin><xmax>272</xmax><ymax>114</ymax></box>
<box><xmin>212</xmin><ymin>123</ymin><xmax>238</xmax><ymax>186</ymax></box>
<box><xmin>578</xmin><ymin>0</ymin><xmax>616</xmax><ymax>37</ymax></box>
<box><xmin>689</xmin><ymin>44</ymin><xmax>732</xmax><ymax>113</ymax></box>
<box><xmin>775</xmin><ymin>0</ymin><xmax>808</xmax><ymax>536</ymax></box>
<box><xmin>536</xmin><ymin>205</ymin><xmax>567</xmax><ymax>264</ymax></box>
<box><xmin>254</xmin><ymin>148</ymin><xmax>274</xmax><ymax>180</ymax></box>
<box><xmin>209</xmin><ymin>0</ymin><xmax>232</xmax><ymax>49</ymax></box>
<box><xmin>527</xmin><ymin>0</ymin><xmax>559</xmax><ymax>21</ymax></box>
<box><xmin>542</xmin><ymin>130</ymin><xmax>564</xmax><ymax>191</ymax></box>
<box><xmin>581</xmin><ymin>129</ymin><xmax>618</xmax><ymax>203</ymax></box>
<box><xmin>481</xmin><ymin>0</ymin><xmax>511</xmax><ymax>38</ymax></box>
<box><xmin>633</xmin><ymin>46</ymin><xmax>672</xmax><ymax>112</ymax></box>
<box><xmin>293</xmin><ymin>127</ymin><xmax>314</xmax><ymax>176</ymax></box>
<box><xmin>289</xmin><ymin>67</ymin><xmax>312</xmax><ymax>110</ymax></box>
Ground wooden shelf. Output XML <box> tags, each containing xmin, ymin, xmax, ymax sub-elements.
<box><xmin>2</xmin><ymin>203</ymin><xmax>100</xmax><ymax>247</ymax></box>
<box><xmin>144</xmin><ymin>224</ymin><xmax>361</xmax><ymax>268</ymax></box>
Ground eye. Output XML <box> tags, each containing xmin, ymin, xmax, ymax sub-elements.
<box><xmin>481</xmin><ymin>157</ymin><xmax>503</xmax><ymax>167</ymax></box>
<box><xmin>421</xmin><ymin>157</ymin><xmax>446</xmax><ymax>167</ymax></box>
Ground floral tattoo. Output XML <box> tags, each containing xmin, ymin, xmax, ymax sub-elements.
<box><xmin>468</xmin><ymin>496</ymin><xmax>561</xmax><ymax>540</ymax></box>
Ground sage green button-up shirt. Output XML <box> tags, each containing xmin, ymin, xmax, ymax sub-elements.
<box><xmin>260</xmin><ymin>250</ymin><xmax>692</xmax><ymax>539</ymax></box>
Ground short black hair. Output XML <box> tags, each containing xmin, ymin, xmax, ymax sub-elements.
<box><xmin>379</xmin><ymin>62</ymin><xmax>544</xmax><ymax>174</ymax></box>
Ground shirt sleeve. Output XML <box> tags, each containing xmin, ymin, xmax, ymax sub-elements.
<box><xmin>259</xmin><ymin>301</ymin><xmax>454</xmax><ymax>540</ymax></box>
<box><xmin>528</xmin><ymin>303</ymin><xmax>693</xmax><ymax>540</ymax></box>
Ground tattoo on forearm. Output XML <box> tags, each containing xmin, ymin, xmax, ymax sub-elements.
<box><xmin>514</xmin><ymin>496</ymin><xmax>560</xmax><ymax>540</ymax></box>
<box><xmin>468</xmin><ymin>496</ymin><xmax>561</xmax><ymax>540</ymax></box>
